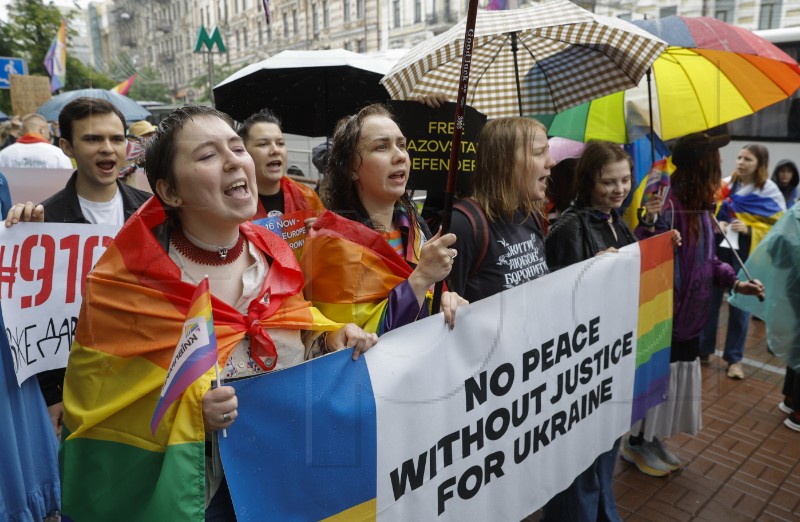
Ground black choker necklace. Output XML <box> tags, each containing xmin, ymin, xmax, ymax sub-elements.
<box><xmin>171</xmin><ymin>229</ymin><xmax>245</xmax><ymax>265</ymax></box>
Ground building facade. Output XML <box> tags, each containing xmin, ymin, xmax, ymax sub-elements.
<box><xmin>87</xmin><ymin>0</ymin><xmax>800</xmax><ymax>102</ymax></box>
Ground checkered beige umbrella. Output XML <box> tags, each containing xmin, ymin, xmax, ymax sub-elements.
<box><xmin>381</xmin><ymin>0</ymin><xmax>666</xmax><ymax>118</ymax></box>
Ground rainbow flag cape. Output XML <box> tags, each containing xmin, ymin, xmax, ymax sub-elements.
<box><xmin>300</xmin><ymin>210</ymin><xmax>426</xmax><ymax>335</ymax></box>
<box><xmin>631</xmin><ymin>233</ymin><xmax>674</xmax><ymax>424</ymax></box>
<box><xmin>151</xmin><ymin>278</ymin><xmax>217</xmax><ymax>435</ymax></box>
<box><xmin>43</xmin><ymin>19</ymin><xmax>67</xmax><ymax>93</ymax></box>
<box><xmin>252</xmin><ymin>176</ymin><xmax>325</xmax><ymax>220</ymax></box>
<box><xmin>60</xmin><ymin>198</ymin><xmax>339</xmax><ymax>521</ymax></box>
<box><xmin>111</xmin><ymin>74</ymin><xmax>137</xmax><ymax>95</ymax></box>
<box><xmin>719</xmin><ymin>180</ymin><xmax>785</xmax><ymax>254</ymax></box>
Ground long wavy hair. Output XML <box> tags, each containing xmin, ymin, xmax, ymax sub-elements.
<box><xmin>731</xmin><ymin>144</ymin><xmax>769</xmax><ymax>189</ymax></box>
<box><xmin>473</xmin><ymin>117</ymin><xmax>547</xmax><ymax>222</ymax></box>
<box><xmin>672</xmin><ymin>147</ymin><xmax>722</xmax><ymax>239</ymax></box>
<box><xmin>322</xmin><ymin>103</ymin><xmax>415</xmax><ymax>229</ymax></box>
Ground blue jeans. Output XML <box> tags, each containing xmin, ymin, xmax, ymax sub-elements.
<box><xmin>699</xmin><ymin>285</ymin><xmax>749</xmax><ymax>364</ymax></box>
<box><xmin>541</xmin><ymin>438</ymin><xmax>622</xmax><ymax>522</ymax></box>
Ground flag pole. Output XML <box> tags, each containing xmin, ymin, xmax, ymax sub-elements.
<box><xmin>431</xmin><ymin>0</ymin><xmax>480</xmax><ymax>314</ymax></box>
<box><xmin>215</xmin><ymin>362</ymin><xmax>227</xmax><ymax>438</ymax></box>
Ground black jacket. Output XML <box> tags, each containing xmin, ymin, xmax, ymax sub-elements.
<box><xmin>36</xmin><ymin>171</ymin><xmax>151</xmax><ymax>406</ymax></box>
<box><xmin>545</xmin><ymin>205</ymin><xmax>636</xmax><ymax>272</ymax></box>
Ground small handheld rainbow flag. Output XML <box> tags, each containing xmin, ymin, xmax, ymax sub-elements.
<box><xmin>642</xmin><ymin>158</ymin><xmax>671</xmax><ymax>205</ymax></box>
<box><xmin>151</xmin><ymin>276</ymin><xmax>218</xmax><ymax>434</ymax></box>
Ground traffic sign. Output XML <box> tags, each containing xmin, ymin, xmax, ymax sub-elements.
<box><xmin>0</xmin><ymin>57</ymin><xmax>29</xmax><ymax>90</ymax></box>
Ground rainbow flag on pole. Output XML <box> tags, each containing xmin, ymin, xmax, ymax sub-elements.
<box><xmin>111</xmin><ymin>74</ymin><xmax>137</xmax><ymax>95</ymax></box>
<box><xmin>151</xmin><ymin>277</ymin><xmax>218</xmax><ymax>435</ymax></box>
<box><xmin>631</xmin><ymin>233</ymin><xmax>674</xmax><ymax>424</ymax></box>
<box><xmin>43</xmin><ymin>19</ymin><xmax>67</xmax><ymax>93</ymax></box>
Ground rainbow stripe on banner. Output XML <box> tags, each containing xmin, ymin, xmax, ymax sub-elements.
<box><xmin>151</xmin><ymin>278</ymin><xmax>218</xmax><ymax>435</ymax></box>
<box><xmin>631</xmin><ymin>233</ymin><xmax>674</xmax><ymax>424</ymax></box>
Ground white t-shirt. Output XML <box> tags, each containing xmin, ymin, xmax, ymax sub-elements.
<box><xmin>0</xmin><ymin>141</ymin><xmax>73</xmax><ymax>169</ymax></box>
<box><xmin>78</xmin><ymin>189</ymin><xmax>124</xmax><ymax>226</ymax></box>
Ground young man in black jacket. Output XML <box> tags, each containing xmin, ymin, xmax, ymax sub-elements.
<box><xmin>5</xmin><ymin>97</ymin><xmax>151</xmax><ymax>437</ymax></box>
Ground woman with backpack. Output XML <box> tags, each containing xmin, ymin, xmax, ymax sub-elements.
<box><xmin>448</xmin><ymin>117</ymin><xmax>553</xmax><ymax>302</ymax></box>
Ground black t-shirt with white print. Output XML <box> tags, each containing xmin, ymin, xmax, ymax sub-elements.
<box><xmin>450</xmin><ymin>208</ymin><xmax>549</xmax><ymax>303</ymax></box>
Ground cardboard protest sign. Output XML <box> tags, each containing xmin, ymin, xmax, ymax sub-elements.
<box><xmin>220</xmin><ymin>235</ymin><xmax>674</xmax><ymax>520</ymax></box>
<box><xmin>0</xmin><ymin>222</ymin><xmax>120</xmax><ymax>385</ymax></box>
<box><xmin>388</xmin><ymin>100</ymin><xmax>486</xmax><ymax>194</ymax></box>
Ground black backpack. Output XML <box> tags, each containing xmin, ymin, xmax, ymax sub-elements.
<box><xmin>453</xmin><ymin>197</ymin><xmax>489</xmax><ymax>279</ymax></box>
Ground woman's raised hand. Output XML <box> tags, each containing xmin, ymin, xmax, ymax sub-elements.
<box><xmin>407</xmin><ymin>229</ymin><xmax>457</xmax><ymax>302</ymax></box>
<box><xmin>202</xmin><ymin>385</ymin><xmax>238</xmax><ymax>432</ymax></box>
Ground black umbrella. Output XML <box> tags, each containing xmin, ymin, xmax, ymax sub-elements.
<box><xmin>213</xmin><ymin>49</ymin><xmax>396</xmax><ymax>136</ymax></box>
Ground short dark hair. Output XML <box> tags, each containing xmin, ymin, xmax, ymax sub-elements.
<box><xmin>572</xmin><ymin>141</ymin><xmax>633</xmax><ymax>208</ymax></box>
<box><xmin>237</xmin><ymin>107</ymin><xmax>282</xmax><ymax>141</ymax></box>
<box><xmin>146</xmin><ymin>105</ymin><xmax>235</xmax><ymax>228</ymax></box>
<box><xmin>58</xmin><ymin>97</ymin><xmax>127</xmax><ymax>144</ymax></box>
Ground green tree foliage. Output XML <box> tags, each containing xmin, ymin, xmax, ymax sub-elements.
<box><xmin>0</xmin><ymin>0</ymin><xmax>118</xmax><ymax>113</ymax></box>
<box><xmin>126</xmin><ymin>66</ymin><xmax>172</xmax><ymax>103</ymax></box>
<box><xmin>5</xmin><ymin>0</ymin><xmax>66</xmax><ymax>77</ymax></box>
<box><xmin>191</xmin><ymin>62</ymin><xmax>239</xmax><ymax>103</ymax></box>
<box><xmin>64</xmin><ymin>56</ymin><xmax>115</xmax><ymax>90</ymax></box>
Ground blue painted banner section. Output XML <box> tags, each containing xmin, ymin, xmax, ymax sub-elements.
<box><xmin>221</xmin><ymin>349</ymin><xmax>377</xmax><ymax>521</ymax></box>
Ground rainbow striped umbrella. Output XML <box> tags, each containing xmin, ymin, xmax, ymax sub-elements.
<box><xmin>538</xmin><ymin>16</ymin><xmax>800</xmax><ymax>143</ymax></box>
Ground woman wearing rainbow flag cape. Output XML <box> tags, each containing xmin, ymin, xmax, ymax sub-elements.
<box><xmin>59</xmin><ymin>106</ymin><xmax>377</xmax><ymax>521</ymax></box>
<box><xmin>699</xmin><ymin>144</ymin><xmax>785</xmax><ymax>380</ymax></box>
<box><xmin>237</xmin><ymin>107</ymin><xmax>325</xmax><ymax>218</ymax></box>
<box><xmin>301</xmin><ymin>103</ymin><xmax>465</xmax><ymax>335</ymax></box>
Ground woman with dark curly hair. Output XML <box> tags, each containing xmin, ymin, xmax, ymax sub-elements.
<box><xmin>301</xmin><ymin>103</ymin><xmax>465</xmax><ymax>335</ymax></box>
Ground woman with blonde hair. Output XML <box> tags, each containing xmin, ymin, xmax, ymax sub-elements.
<box><xmin>448</xmin><ymin>117</ymin><xmax>552</xmax><ymax>310</ymax></box>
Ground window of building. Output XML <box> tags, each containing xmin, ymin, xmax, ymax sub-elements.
<box><xmin>659</xmin><ymin>6</ymin><xmax>677</xmax><ymax>18</ymax></box>
<box><xmin>258</xmin><ymin>20</ymin><xmax>264</xmax><ymax>45</ymax></box>
<box><xmin>323</xmin><ymin>0</ymin><xmax>330</xmax><ymax>27</ymax></box>
<box><xmin>714</xmin><ymin>0</ymin><xmax>734</xmax><ymax>22</ymax></box>
<box><xmin>358</xmin><ymin>38</ymin><xmax>366</xmax><ymax>52</ymax></box>
<box><xmin>293</xmin><ymin>9</ymin><xmax>298</xmax><ymax>34</ymax></box>
<box><xmin>414</xmin><ymin>0</ymin><xmax>421</xmax><ymax>23</ymax></box>
<box><xmin>759</xmin><ymin>0</ymin><xmax>782</xmax><ymax>30</ymax></box>
<box><xmin>313</xmin><ymin>3</ymin><xmax>319</xmax><ymax>33</ymax></box>
<box><xmin>243</xmin><ymin>27</ymin><xmax>247</xmax><ymax>47</ymax></box>
<box><xmin>357</xmin><ymin>0</ymin><xmax>365</xmax><ymax>19</ymax></box>
<box><xmin>393</xmin><ymin>0</ymin><xmax>400</xmax><ymax>28</ymax></box>
<box><xmin>344</xmin><ymin>0</ymin><xmax>351</xmax><ymax>22</ymax></box>
<box><xmin>283</xmin><ymin>11</ymin><xmax>289</xmax><ymax>37</ymax></box>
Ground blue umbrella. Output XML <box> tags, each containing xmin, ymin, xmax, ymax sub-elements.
<box><xmin>36</xmin><ymin>88</ymin><xmax>151</xmax><ymax>124</ymax></box>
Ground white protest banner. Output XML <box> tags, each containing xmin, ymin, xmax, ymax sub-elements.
<box><xmin>222</xmin><ymin>239</ymin><xmax>662</xmax><ymax>521</ymax></box>
<box><xmin>0</xmin><ymin>222</ymin><xmax>120</xmax><ymax>385</ymax></box>
<box><xmin>371</xmin><ymin>247</ymin><xmax>639</xmax><ymax>520</ymax></box>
